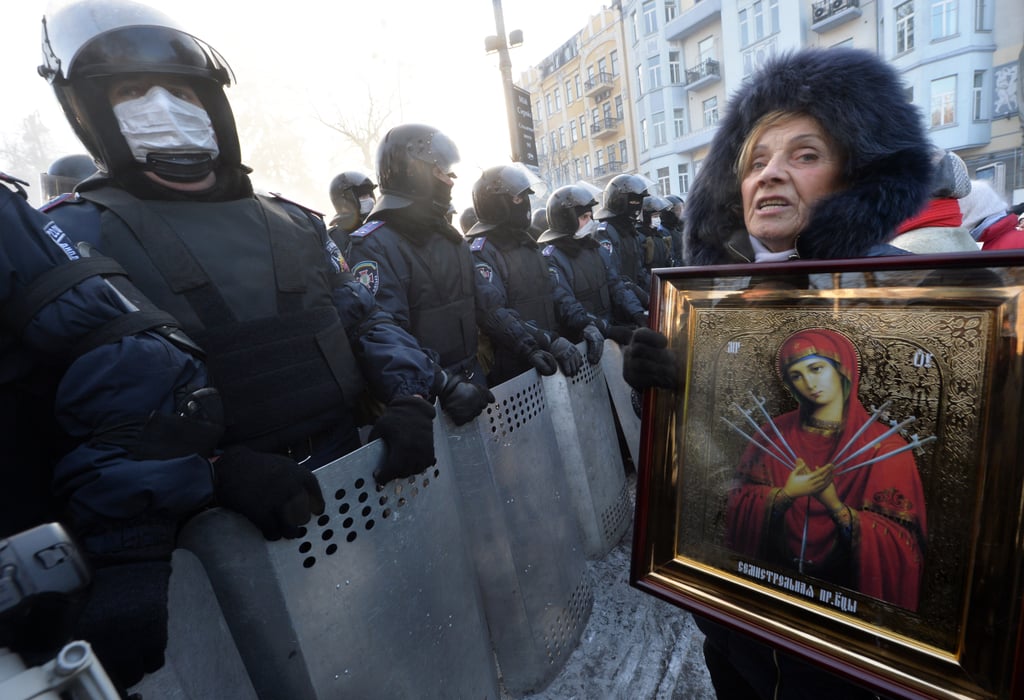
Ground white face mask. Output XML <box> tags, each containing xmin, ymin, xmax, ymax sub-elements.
<box><xmin>650</xmin><ymin>216</ymin><xmax>662</xmax><ymax>229</ymax></box>
<box><xmin>358</xmin><ymin>195</ymin><xmax>374</xmax><ymax>215</ymax></box>
<box><xmin>574</xmin><ymin>218</ymin><xmax>598</xmax><ymax>239</ymax></box>
<box><xmin>112</xmin><ymin>86</ymin><xmax>220</xmax><ymax>163</ymax></box>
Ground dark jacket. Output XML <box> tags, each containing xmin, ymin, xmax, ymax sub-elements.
<box><xmin>684</xmin><ymin>46</ymin><xmax>933</xmax><ymax>266</ymax></box>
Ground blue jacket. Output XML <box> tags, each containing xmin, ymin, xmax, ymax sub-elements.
<box><xmin>1</xmin><ymin>178</ymin><xmax>214</xmax><ymax>560</ymax></box>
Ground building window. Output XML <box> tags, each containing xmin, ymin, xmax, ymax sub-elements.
<box><xmin>570</xmin><ymin>120</ymin><xmax>579</xmax><ymax>142</ymax></box>
<box><xmin>574</xmin><ymin>158</ymin><xmax>581</xmax><ymax>179</ymax></box>
<box><xmin>974</xmin><ymin>0</ymin><xmax>990</xmax><ymax>30</ymax></box>
<box><xmin>973</xmin><ymin>70</ymin><xmax>985</xmax><ymax>120</ymax></box>
<box><xmin>739</xmin><ymin>0</ymin><xmax>779</xmax><ymax>47</ymax></box>
<box><xmin>554</xmin><ymin>88</ymin><xmax>562</xmax><ymax>111</ymax></box>
<box><xmin>602</xmin><ymin>102</ymin><xmax>613</xmax><ymax>124</ymax></box>
<box><xmin>579</xmin><ymin>115</ymin><xmax>587</xmax><ymax>138</ymax></box>
<box><xmin>665</xmin><ymin>0</ymin><xmax>678</xmax><ymax>22</ymax></box>
<box><xmin>592</xmin><ymin>108</ymin><xmax>601</xmax><ymax>129</ymax></box>
<box><xmin>610</xmin><ymin>51</ymin><xmax>619</xmax><ymax>77</ymax></box>
<box><xmin>702</xmin><ymin>96</ymin><xmax>719</xmax><ymax>127</ymax></box>
<box><xmin>575</xmin><ymin>74</ymin><xmax>583</xmax><ymax>100</ymax></box>
<box><xmin>535</xmin><ymin>100</ymin><xmax>543</xmax><ymax>120</ymax></box>
<box><xmin>896</xmin><ymin>1</ymin><xmax>915</xmax><ymax>53</ymax></box>
<box><xmin>615</xmin><ymin>95</ymin><xmax>624</xmax><ymax>119</ymax></box>
<box><xmin>647</xmin><ymin>55</ymin><xmax>663</xmax><ymax>90</ymax></box>
<box><xmin>930</xmin><ymin>75</ymin><xmax>956</xmax><ymax>127</ymax></box>
<box><xmin>595</xmin><ymin>149</ymin><xmax>605</xmax><ymax>168</ymax></box>
<box><xmin>636</xmin><ymin>64</ymin><xmax>644</xmax><ymax>96</ymax></box>
<box><xmin>587</xmin><ymin>65</ymin><xmax>596</xmax><ymax>85</ymax></box>
<box><xmin>640</xmin><ymin>118</ymin><xmax>649</xmax><ymax>151</ymax></box>
<box><xmin>669</xmin><ymin>51</ymin><xmax>682</xmax><ymax>84</ymax></box>
<box><xmin>657</xmin><ymin>167</ymin><xmax>671</xmax><ymax>196</ymax></box>
<box><xmin>606</xmin><ymin>145</ymin><xmax>617</xmax><ymax>165</ymax></box>
<box><xmin>583</xmin><ymin>155</ymin><xmax>591</xmax><ymax>177</ymax></box>
<box><xmin>545</xmin><ymin>93</ymin><xmax>553</xmax><ymax>116</ymax></box>
<box><xmin>598</xmin><ymin>57</ymin><xmax>608</xmax><ymax>77</ymax></box>
<box><xmin>565</xmin><ymin>80</ymin><xmax>574</xmax><ymax>105</ymax></box>
<box><xmin>549</xmin><ymin>131</ymin><xmax>557</xmax><ymax>152</ymax></box>
<box><xmin>619</xmin><ymin>140</ymin><xmax>628</xmax><ymax>164</ymax></box>
<box><xmin>558</xmin><ymin>126</ymin><xmax>566</xmax><ymax>148</ymax></box>
<box><xmin>674</xmin><ymin>108</ymin><xmax>686</xmax><ymax>138</ymax></box>
<box><xmin>630</xmin><ymin>11</ymin><xmax>639</xmax><ymax>43</ymax></box>
<box><xmin>653</xmin><ymin>111</ymin><xmax>667</xmax><ymax>146</ymax></box>
<box><xmin>642</xmin><ymin>0</ymin><xmax>658</xmax><ymax>34</ymax></box>
<box><xmin>930</xmin><ymin>0</ymin><xmax>957</xmax><ymax>39</ymax></box>
<box><xmin>677</xmin><ymin>163</ymin><xmax>690</xmax><ymax>194</ymax></box>
<box><xmin>698</xmin><ymin>36</ymin><xmax>716</xmax><ymax>65</ymax></box>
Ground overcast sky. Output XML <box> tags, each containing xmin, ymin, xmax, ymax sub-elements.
<box><xmin>1</xmin><ymin>1</ymin><xmax>610</xmax><ymax>211</ymax></box>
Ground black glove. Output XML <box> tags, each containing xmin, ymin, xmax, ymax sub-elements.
<box><xmin>623</xmin><ymin>327</ymin><xmax>679</xmax><ymax>391</ymax></box>
<box><xmin>550</xmin><ymin>336</ymin><xmax>583</xmax><ymax>376</ymax></box>
<box><xmin>581</xmin><ymin>323</ymin><xmax>605</xmax><ymax>365</ymax></box>
<box><xmin>633</xmin><ymin>286</ymin><xmax>651</xmax><ymax>308</ymax></box>
<box><xmin>527</xmin><ymin>348</ymin><xmax>559</xmax><ymax>376</ymax></box>
<box><xmin>605</xmin><ymin>324</ymin><xmax>636</xmax><ymax>346</ymax></box>
<box><xmin>213</xmin><ymin>445</ymin><xmax>326</xmax><ymax>540</ymax></box>
<box><xmin>440</xmin><ymin>373</ymin><xmax>496</xmax><ymax>426</ymax></box>
<box><xmin>74</xmin><ymin>561</ymin><xmax>171</xmax><ymax>690</ymax></box>
<box><xmin>632</xmin><ymin>312</ymin><xmax>648</xmax><ymax>328</ymax></box>
<box><xmin>368</xmin><ymin>396</ymin><xmax>437</xmax><ymax>485</ymax></box>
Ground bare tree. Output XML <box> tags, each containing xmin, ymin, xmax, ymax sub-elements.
<box><xmin>0</xmin><ymin>111</ymin><xmax>59</xmax><ymax>196</ymax></box>
<box><xmin>315</xmin><ymin>85</ymin><xmax>394</xmax><ymax>172</ymax></box>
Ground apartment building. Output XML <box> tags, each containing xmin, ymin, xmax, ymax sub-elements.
<box><xmin>523</xmin><ymin>0</ymin><xmax>1022</xmax><ymax>204</ymax></box>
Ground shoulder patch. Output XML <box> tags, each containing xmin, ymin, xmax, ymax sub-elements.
<box><xmin>475</xmin><ymin>262</ymin><xmax>494</xmax><ymax>283</ymax></box>
<box><xmin>325</xmin><ymin>237</ymin><xmax>350</xmax><ymax>273</ymax></box>
<box><xmin>470</xmin><ymin>236</ymin><xmax>487</xmax><ymax>252</ymax></box>
<box><xmin>351</xmin><ymin>220</ymin><xmax>387</xmax><ymax>238</ymax></box>
<box><xmin>599</xmin><ymin>239</ymin><xmax>614</xmax><ymax>255</ymax></box>
<box><xmin>351</xmin><ymin>260</ymin><xmax>380</xmax><ymax>295</ymax></box>
<box><xmin>38</xmin><ymin>192</ymin><xmax>80</xmax><ymax>213</ymax></box>
<box><xmin>541</xmin><ymin>244</ymin><xmax>555</xmax><ymax>256</ymax></box>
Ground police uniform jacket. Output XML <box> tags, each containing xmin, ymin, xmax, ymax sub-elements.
<box><xmin>44</xmin><ymin>181</ymin><xmax>435</xmax><ymax>462</ymax></box>
<box><xmin>468</xmin><ymin>222</ymin><xmax>560</xmax><ymax>385</ymax></box>
<box><xmin>596</xmin><ymin>216</ymin><xmax>647</xmax><ymax>294</ymax></box>
<box><xmin>1</xmin><ymin>178</ymin><xmax>216</xmax><ymax>564</ymax></box>
<box><xmin>347</xmin><ymin>208</ymin><xmax>481</xmax><ymax>380</ymax></box>
<box><xmin>541</xmin><ymin>235</ymin><xmax>644</xmax><ymax>341</ymax></box>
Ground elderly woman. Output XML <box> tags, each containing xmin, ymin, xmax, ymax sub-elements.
<box><xmin>625</xmin><ymin>47</ymin><xmax>935</xmax><ymax>700</ymax></box>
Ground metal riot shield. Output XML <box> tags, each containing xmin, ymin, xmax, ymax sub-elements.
<box><xmin>541</xmin><ymin>344</ymin><xmax>632</xmax><ymax>559</ymax></box>
<box><xmin>442</xmin><ymin>369</ymin><xmax>593</xmax><ymax>696</ymax></box>
<box><xmin>178</xmin><ymin>414</ymin><xmax>499</xmax><ymax>700</ymax></box>
<box><xmin>128</xmin><ymin>549</ymin><xmax>258</xmax><ymax>700</ymax></box>
<box><xmin>600</xmin><ymin>338</ymin><xmax>641</xmax><ymax>467</ymax></box>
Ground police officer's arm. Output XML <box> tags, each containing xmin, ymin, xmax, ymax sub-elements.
<box><xmin>1</xmin><ymin>183</ymin><xmax>217</xmax><ymax>560</ymax></box>
<box><xmin>323</xmin><ymin>235</ymin><xmax>435</xmax><ymax>401</ymax></box>
<box><xmin>599</xmin><ymin>245</ymin><xmax>647</xmax><ymax>325</ymax></box>
<box><xmin>544</xmin><ymin>255</ymin><xmax>595</xmax><ymax>340</ymax></box>
<box><xmin>473</xmin><ymin>246</ymin><xmax>545</xmax><ymax>357</ymax></box>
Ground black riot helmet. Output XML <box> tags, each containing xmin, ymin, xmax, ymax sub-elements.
<box><xmin>40</xmin><ymin>153</ymin><xmax>97</xmax><ymax>200</ymax></box>
<box><xmin>642</xmin><ymin>194</ymin><xmax>671</xmax><ymax>225</ymax></box>
<box><xmin>594</xmin><ymin>173</ymin><xmax>648</xmax><ymax>220</ymax></box>
<box><xmin>328</xmin><ymin>170</ymin><xmax>376</xmax><ymax>233</ymax></box>
<box><xmin>528</xmin><ymin>208</ymin><xmax>548</xmax><ymax>241</ymax></box>
<box><xmin>459</xmin><ymin>207</ymin><xmax>478</xmax><ymax>235</ymax></box>
<box><xmin>372</xmin><ymin>123</ymin><xmax>460</xmax><ymax>216</ymax></box>
<box><xmin>39</xmin><ymin>0</ymin><xmax>238</xmax><ymax>184</ymax></box>
<box><xmin>538</xmin><ymin>185</ymin><xmax>598</xmax><ymax>242</ymax></box>
<box><xmin>466</xmin><ymin>164</ymin><xmax>534</xmax><ymax>236</ymax></box>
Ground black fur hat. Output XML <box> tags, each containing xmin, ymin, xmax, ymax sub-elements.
<box><xmin>684</xmin><ymin>47</ymin><xmax>933</xmax><ymax>265</ymax></box>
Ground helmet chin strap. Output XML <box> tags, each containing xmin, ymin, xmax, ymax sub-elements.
<box><xmin>145</xmin><ymin>152</ymin><xmax>217</xmax><ymax>183</ymax></box>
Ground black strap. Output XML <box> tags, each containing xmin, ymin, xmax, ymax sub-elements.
<box><xmin>255</xmin><ymin>195</ymin><xmax>307</xmax><ymax>315</ymax></box>
<box><xmin>70</xmin><ymin>309</ymin><xmax>183</xmax><ymax>360</ymax></box>
<box><xmin>2</xmin><ymin>256</ymin><xmax>126</xmax><ymax>333</ymax></box>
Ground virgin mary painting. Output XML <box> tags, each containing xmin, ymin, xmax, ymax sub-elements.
<box><xmin>724</xmin><ymin>328</ymin><xmax>928</xmax><ymax>611</ymax></box>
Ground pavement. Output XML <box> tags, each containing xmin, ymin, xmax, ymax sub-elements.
<box><xmin>503</xmin><ymin>474</ymin><xmax>718</xmax><ymax>700</ymax></box>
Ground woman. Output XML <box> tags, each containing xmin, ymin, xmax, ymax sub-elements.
<box><xmin>624</xmin><ymin>47</ymin><xmax>936</xmax><ymax>699</ymax></box>
<box><xmin>725</xmin><ymin>329</ymin><xmax>927</xmax><ymax>611</ymax></box>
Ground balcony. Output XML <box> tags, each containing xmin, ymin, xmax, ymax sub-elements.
<box><xmin>593</xmin><ymin>161</ymin><xmax>626</xmax><ymax>179</ymax></box>
<box><xmin>583</xmin><ymin>71</ymin><xmax>617</xmax><ymax>97</ymax></box>
<box><xmin>590</xmin><ymin>116</ymin><xmax>623</xmax><ymax>140</ymax></box>
<box><xmin>811</xmin><ymin>0</ymin><xmax>861</xmax><ymax>32</ymax></box>
<box><xmin>664</xmin><ymin>0</ymin><xmax>722</xmax><ymax>42</ymax></box>
<box><xmin>685</xmin><ymin>59</ymin><xmax>721</xmax><ymax>90</ymax></box>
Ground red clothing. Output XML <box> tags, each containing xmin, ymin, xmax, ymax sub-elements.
<box><xmin>977</xmin><ymin>213</ymin><xmax>1024</xmax><ymax>251</ymax></box>
<box><xmin>725</xmin><ymin>329</ymin><xmax>928</xmax><ymax>611</ymax></box>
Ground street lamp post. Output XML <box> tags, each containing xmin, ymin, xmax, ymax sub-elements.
<box><xmin>486</xmin><ymin>0</ymin><xmax>529</xmax><ymax>163</ymax></box>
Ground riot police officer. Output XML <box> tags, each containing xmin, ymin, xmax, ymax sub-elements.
<box><xmin>465</xmin><ymin>164</ymin><xmax>583</xmax><ymax>386</ymax></box>
<box><xmin>539</xmin><ymin>185</ymin><xmax>646</xmax><ymax>365</ymax></box>
<box><xmin>37</xmin><ymin>1</ymin><xmax>439</xmax><ymax>683</ymax></box>
<box><xmin>528</xmin><ymin>207</ymin><xmax>547</xmax><ymax>242</ymax></box>
<box><xmin>346</xmin><ymin>123</ymin><xmax>495</xmax><ymax>425</ymax></box>
<box><xmin>326</xmin><ymin>170</ymin><xmax>376</xmax><ymax>253</ymax></box>
<box><xmin>1</xmin><ymin>168</ymin><xmax>229</xmax><ymax>689</ymax></box>
<box><xmin>39</xmin><ymin>153</ymin><xmax>97</xmax><ymax>202</ymax></box>
<box><xmin>639</xmin><ymin>194</ymin><xmax>675</xmax><ymax>269</ymax></box>
<box><xmin>459</xmin><ymin>206</ymin><xmax>478</xmax><ymax>236</ymax></box>
<box><xmin>663</xmin><ymin>194</ymin><xmax>686</xmax><ymax>267</ymax></box>
<box><xmin>594</xmin><ymin>173</ymin><xmax>650</xmax><ymax>311</ymax></box>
